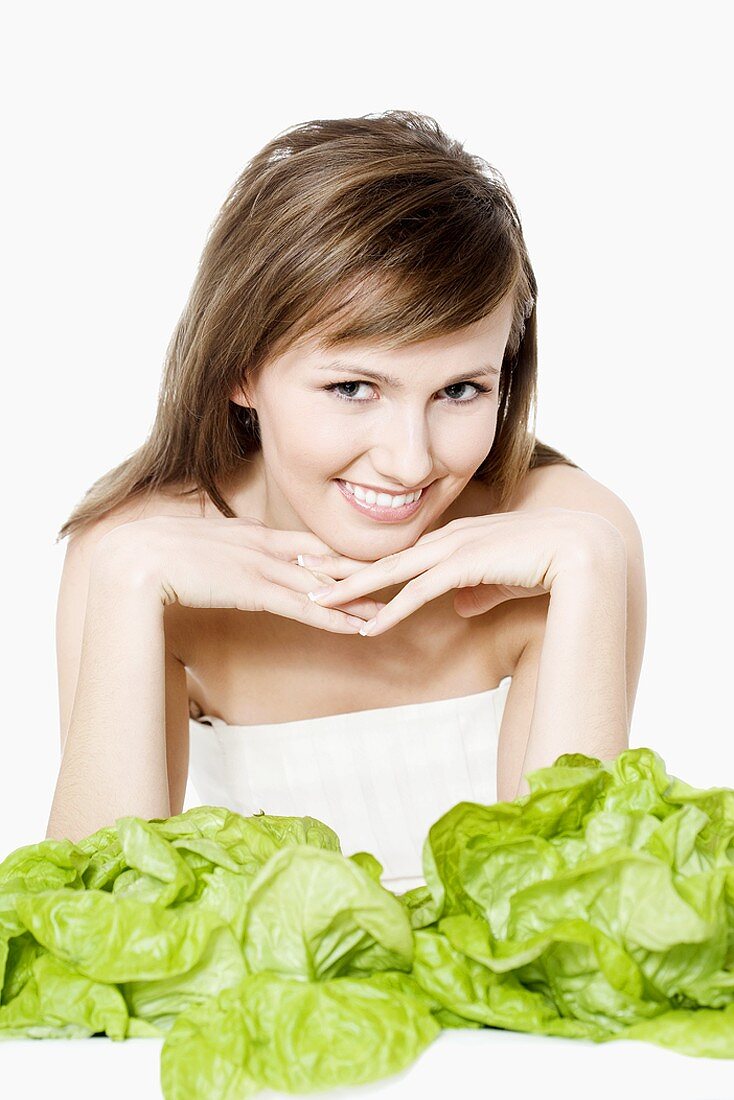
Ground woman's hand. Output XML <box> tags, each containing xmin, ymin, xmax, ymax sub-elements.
<box><xmin>92</xmin><ymin>515</ymin><xmax>386</xmax><ymax>634</ymax></box>
<box><xmin>293</xmin><ymin>556</ymin><xmax>388</xmax><ymax>620</ymax></box>
<box><xmin>299</xmin><ymin>508</ymin><xmax>626</xmax><ymax>636</ymax></box>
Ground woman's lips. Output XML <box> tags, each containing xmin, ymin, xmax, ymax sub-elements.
<box><xmin>334</xmin><ymin>479</ymin><xmax>431</xmax><ymax>522</ymax></box>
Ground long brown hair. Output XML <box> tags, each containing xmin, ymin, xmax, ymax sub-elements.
<box><xmin>56</xmin><ymin>110</ymin><xmax>579</xmax><ymax>544</ymax></box>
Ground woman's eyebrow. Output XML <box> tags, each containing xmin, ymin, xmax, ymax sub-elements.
<box><xmin>314</xmin><ymin>360</ymin><xmax>500</xmax><ymax>388</ymax></box>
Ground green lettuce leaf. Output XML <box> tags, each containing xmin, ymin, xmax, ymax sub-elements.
<box><xmin>0</xmin><ymin>744</ymin><xmax>732</xmax><ymax>1093</ymax></box>
<box><xmin>0</xmin><ymin>951</ymin><xmax>129</xmax><ymax>1039</ymax></box>
<box><xmin>13</xmin><ymin>889</ymin><xmax>225</xmax><ymax>984</ymax></box>
<box><xmin>159</xmin><ymin>970</ymin><xmax>440</xmax><ymax>1099</ymax></box>
<box><xmin>239</xmin><ymin>845</ymin><xmax>414</xmax><ymax>979</ymax></box>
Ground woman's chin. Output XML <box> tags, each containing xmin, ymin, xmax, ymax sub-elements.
<box><xmin>326</xmin><ymin>532</ymin><xmax>420</xmax><ymax>563</ymax></box>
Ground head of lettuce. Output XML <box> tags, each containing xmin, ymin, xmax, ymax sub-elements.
<box><xmin>1</xmin><ymin>747</ymin><xmax>733</xmax><ymax>1098</ymax></box>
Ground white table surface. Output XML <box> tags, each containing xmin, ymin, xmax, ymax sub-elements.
<box><xmin>3</xmin><ymin>1026</ymin><xmax>733</xmax><ymax>1100</ymax></box>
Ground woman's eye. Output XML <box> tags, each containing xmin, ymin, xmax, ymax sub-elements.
<box><xmin>443</xmin><ymin>382</ymin><xmax>491</xmax><ymax>403</ymax></box>
<box><xmin>324</xmin><ymin>380</ymin><xmax>491</xmax><ymax>404</ymax></box>
<box><xmin>327</xmin><ymin>381</ymin><xmax>372</xmax><ymax>401</ymax></box>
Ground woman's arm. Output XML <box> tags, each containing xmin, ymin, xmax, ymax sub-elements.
<box><xmin>513</xmin><ymin>542</ymin><xmax>629</xmax><ymax>798</ymax></box>
<box><xmin>46</xmin><ymin>544</ymin><xmax>171</xmax><ymax>843</ymax></box>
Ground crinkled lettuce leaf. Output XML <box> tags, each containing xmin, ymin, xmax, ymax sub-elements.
<box><xmin>0</xmin><ymin>745</ymin><xmax>731</xmax><ymax>1097</ymax></box>
<box><xmin>239</xmin><ymin>845</ymin><xmax>413</xmax><ymax>980</ymax></box>
<box><xmin>414</xmin><ymin>747</ymin><xmax>734</xmax><ymax>1057</ymax></box>
<box><xmin>159</xmin><ymin>969</ymin><xmax>440</xmax><ymax>1099</ymax></box>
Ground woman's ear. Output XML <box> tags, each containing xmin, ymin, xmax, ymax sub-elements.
<box><xmin>230</xmin><ymin>383</ymin><xmax>256</xmax><ymax>410</ymax></box>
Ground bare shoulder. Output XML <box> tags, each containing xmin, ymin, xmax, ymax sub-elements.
<box><xmin>67</xmin><ymin>486</ymin><xmax>206</xmax><ymax>553</ymax></box>
<box><xmin>62</xmin><ymin>487</ymin><xmax>207</xmax><ymax>658</ymax></box>
<box><xmin>496</xmin><ymin>461</ymin><xmax>645</xmax><ymax>665</ymax></box>
<box><xmin>512</xmin><ymin>463</ymin><xmax>643</xmax><ymax>543</ymax></box>
<box><xmin>101</xmin><ymin>485</ymin><xmax>206</xmax><ymax>527</ymax></box>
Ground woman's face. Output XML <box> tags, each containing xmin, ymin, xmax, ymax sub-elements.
<box><xmin>231</xmin><ymin>296</ymin><xmax>514</xmax><ymax>561</ymax></box>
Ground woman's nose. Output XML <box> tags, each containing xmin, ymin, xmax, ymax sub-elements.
<box><xmin>367</xmin><ymin>408</ymin><xmax>435</xmax><ymax>489</ymax></box>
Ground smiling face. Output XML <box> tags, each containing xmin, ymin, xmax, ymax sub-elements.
<box><xmin>230</xmin><ymin>295</ymin><xmax>514</xmax><ymax>561</ymax></box>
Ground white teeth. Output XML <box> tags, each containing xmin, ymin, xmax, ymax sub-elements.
<box><xmin>343</xmin><ymin>481</ymin><xmax>422</xmax><ymax>508</ymax></box>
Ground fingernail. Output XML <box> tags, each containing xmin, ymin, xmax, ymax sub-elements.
<box><xmin>358</xmin><ymin>618</ymin><xmax>377</xmax><ymax>636</ymax></box>
<box><xmin>308</xmin><ymin>586</ymin><xmax>334</xmax><ymax>602</ymax></box>
<box><xmin>298</xmin><ymin>554</ymin><xmax>320</xmax><ymax>567</ymax></box>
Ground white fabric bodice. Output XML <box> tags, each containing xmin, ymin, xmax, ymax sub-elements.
<box><xmin>188</xmin><ymin>676</ymin><xmax>512</xmax><ymax>895</ymax></box>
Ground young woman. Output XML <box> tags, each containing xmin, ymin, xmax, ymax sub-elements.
<box><xmin>47</xmin><ymin>110</ymin><xmax>646</xmax><ymax>895</ymax></box>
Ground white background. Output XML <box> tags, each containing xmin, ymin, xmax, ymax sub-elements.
<box><xmin>1</xmin><ymin>1</ymin><xmax>732</xmax><ymax>855</ymax></box>
<box><xmin>2</xmin><ymin>4</ymin><xmax>733</xmax><ymax>1098</ymax></box>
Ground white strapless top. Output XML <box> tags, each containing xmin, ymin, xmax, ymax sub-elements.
<box><xmin>187</xmin><ymin>676</ymin><xmax>512</xmax><ymax>896</ymax></box>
